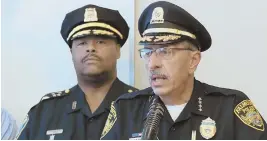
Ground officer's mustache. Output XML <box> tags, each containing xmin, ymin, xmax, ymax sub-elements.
<box><xmin>149</xmin><ymin>70</ymin><xmax>168</xmax><ymax>80</ymax></box>
<box><xmin>81</xmin><ymin>53</ymin><xmax>101</xmax><ymax>63</ymax></box>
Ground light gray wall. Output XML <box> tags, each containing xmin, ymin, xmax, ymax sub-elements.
<box><xmin>135</xmin><ymin>0</ymin><xmax>267</xmax><ymax>119</ymax></box>
<box><xmin>1</xmin><ymin>0</ymin><xmax>135</xmax><ymax>125</ymax></box>
<box><xmin>2</xmin><ymin>0</ymin><xmax>267</xmax><ymax>126</ymax></box>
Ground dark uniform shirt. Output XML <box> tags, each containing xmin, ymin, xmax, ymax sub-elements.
<box><xmin>101</xmin><ymin>79</ymin><xmax>267</xmax><ymax>140</ymax></box>
<box><xmin>16</xmin><ymin>78</ymin><xmax>138</xmax><ymax>140</ymax></box>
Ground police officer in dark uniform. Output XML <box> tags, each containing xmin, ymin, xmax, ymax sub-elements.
<box><xmin>16</xmin><ymin>4</ymin><xmax>138</xmax><ymax>140</ymax></box>
<box><xmin>101</xmin><ymin>1</ymin><xmax>267</xmax><ymax>140</ymax></box>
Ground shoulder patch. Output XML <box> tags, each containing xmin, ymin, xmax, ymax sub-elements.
<box><xmin>100</xmin><ymin>101</ymin><xmax>117</xmax><ymax>139</ymax></box>
<box><xmin>15</xmin><ymin>114</ymin><xmax>29</xmax><ymax>139</ymax></box>
<box><xmin>234</xmin><ymin>100</ymin><xmax>265</xmax><ymax>131</ymax></box>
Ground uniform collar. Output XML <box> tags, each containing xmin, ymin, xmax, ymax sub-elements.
<box><xmin>142</xmin><ymin>78</ymin><xmax>217</xmax><ymax>123</ymax></box>
<box><xmin>174</xmin><ymin>78</ymin><xmax>222</xmax><ymax>123</ymax></box>
<box><xmin>65</xmin><ymin>78</ymin><xmax>128</xmax><ymax>115</ymax></box>
<box><xmin>65</xmin><ymin>85</ymin><xmax>87</xmax><ymax>114</ymax></box>
<box><xmin>173</xmin><ymin>79</ymin><xmax>208</xmax><ymax>122</ymax></box>
<box><xmin>101</xmin><ymin>78</ymin><xmax>131</xmax><ymax>111</ymax></box>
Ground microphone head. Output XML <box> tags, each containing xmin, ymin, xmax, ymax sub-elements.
<box><xmin>141</xmin><ymin>96</ymin><xmax>165</xmax><ymax>140</ymax></box>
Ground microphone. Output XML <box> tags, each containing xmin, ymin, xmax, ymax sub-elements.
<box><xmin>141</xmin><ymin>96</ymin><xmax>165</xmax><ymax>140</ymax></box>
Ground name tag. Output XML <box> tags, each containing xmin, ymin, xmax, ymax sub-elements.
<box><xmin>129</xmin><ymin>137</ymin><xmax>141</xmax><ymax>140</ymax></box>
<box><xmin>129</xmin><ymin>133</ymin><xmax>142</xmax><ymax>140</ymax></box>
<box><xmin>46</xmin><ymin>129</ymin><xmax>63</xmax><ymax>140</ymax></box>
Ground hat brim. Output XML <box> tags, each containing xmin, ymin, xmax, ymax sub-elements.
<box><xmin>139</xmin><ymin>21</ymin><xmax>211</xmax><ymax>52</ymax></box>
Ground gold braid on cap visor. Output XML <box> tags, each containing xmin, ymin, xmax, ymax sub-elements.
<box><xmin>141</xmin><ymin>28</ymin><xmax>196</xmax><ymax>42</ymax></box>
<box><xmin>67</xmin><ymin>22</ymin><xmax>123</xmax><ymax>41</ymax></box>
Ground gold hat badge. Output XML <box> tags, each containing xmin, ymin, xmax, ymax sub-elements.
<box><xmin>150</xmin><ymin>7</ymin><xmax>164</xmax><ymax>24</ymax></box>
<box><xmin>84</xmin><ymin>8</ymin><xmax>98</xmax><ymax>22</ymax></box>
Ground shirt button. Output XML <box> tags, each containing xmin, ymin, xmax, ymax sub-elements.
<box><xmin>89</xmin><ymin>118</ymin><xmax>94</xmax><ymax>122</ymax></box>
<box><xmin>171</xmin><ymin>127</ymin><xmax>176</xmax><ymax>131</ymax></box>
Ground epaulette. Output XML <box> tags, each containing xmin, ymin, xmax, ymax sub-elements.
<box><xmin>39</xmin><ymin>89</ymin><xmax>71</xmax><ymax>102</ymax></box>
<box><xmin>204</xmin><ymin>83</ymin><xmax>246</xmax><ymax>98</ymax></box>
<box><xmin>126</xmin><ymin>86</ymin><xmax>139</xmax><ymax>93</ymax></box>
<box><xmin>116</xmin><ymin>87</ymin><xmax>154</xmax><ymax>102</ymax></box>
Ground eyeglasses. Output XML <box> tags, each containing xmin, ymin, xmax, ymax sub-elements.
<box><xmin>138</xmin><ymin>47</ymin><xmax>195</xmax><ymax>60</ymax></box>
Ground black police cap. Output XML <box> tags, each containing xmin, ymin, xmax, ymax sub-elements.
<box><xmin>61</xmin><ymin>4</ymin><xmax>129</xmax><ymax>48</ymax></box>
<box><xmin>138</xmin><ymin>1</ymin><xmax>212</xmax><ymax>52</ymax></box>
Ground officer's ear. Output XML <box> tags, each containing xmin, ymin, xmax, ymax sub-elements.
<box><xmin>188</xmin><ymin>45</ymin><xmax>201</xmax><ymax>74</ymax></box>
<box><xmin>116</xmin><ymin>44</ymin><xmax>121</xmax><ymax>59</ymax></box>
<box><xmin>70</xmin><ymin>41</ymin><xmax>74</xmax><ymax>53</ymax></box>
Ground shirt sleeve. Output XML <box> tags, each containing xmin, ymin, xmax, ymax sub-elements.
<box><xmin>1</xmin><ymin>108</ymin><xmax>18</xmax><ymax>140</ymax></box>
<box><xmin>15</xmin><ymin>112</ymin><xmax>31</xmax><ymax>140</ymax></box>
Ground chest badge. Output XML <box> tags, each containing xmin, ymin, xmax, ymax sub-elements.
<box><xmin>199</xmin><ymin>117</ymin><xmax>216</xmax><ymax>139</ymax></box>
